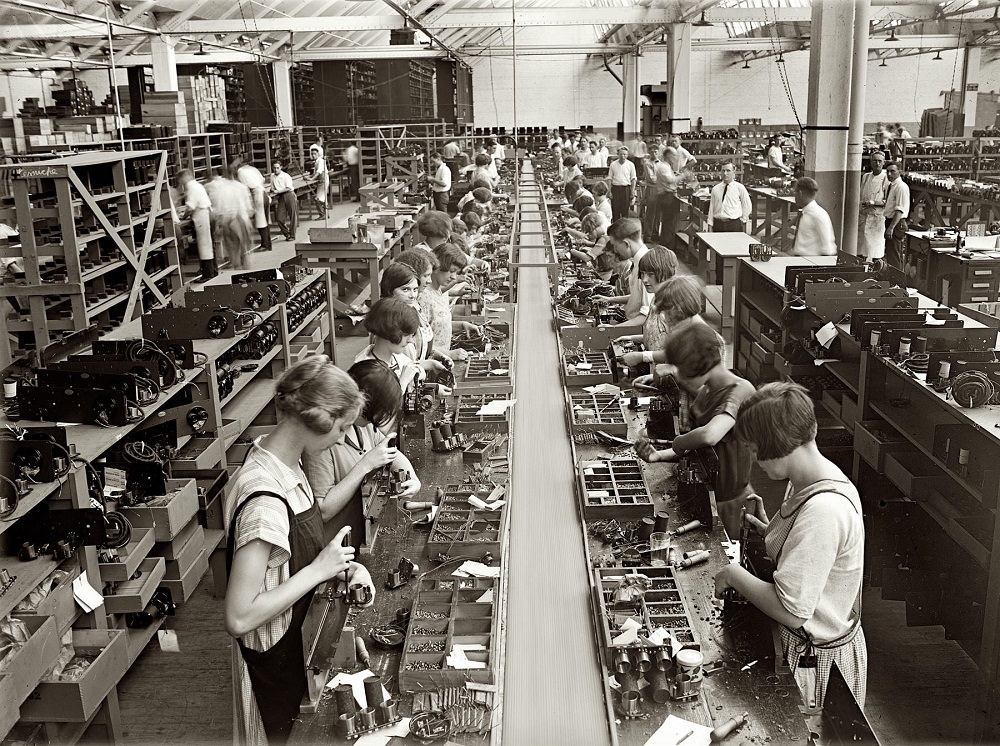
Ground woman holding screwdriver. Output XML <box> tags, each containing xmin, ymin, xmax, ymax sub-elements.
<box><xmin>714</xmin><ymin>381</ymin><xmax>866</xmax><ymax>713</ymax></box>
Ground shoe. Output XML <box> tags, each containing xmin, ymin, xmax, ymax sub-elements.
<box><xmin>193</xmin><ymin>258</ymin><xmax>218</xmax><ymax>284</ymax></box>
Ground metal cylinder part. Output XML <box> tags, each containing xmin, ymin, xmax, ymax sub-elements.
<box><xmin>379</xmin><ymin>698</ymin><xmax>399</xmax><ymax>724</ymax></box>
<box><xmin>56</xmin><ymin>539</ymin><xmax>72</xmax><ymax>559</ymax></box>
<box><xmin>939</xmin><ymin>360</ymin><xmax>952</xmax><ymax>380</ymax></box>
<box><xmin>19</xmin><ymin>542</ymin><xmax>36</xmax><ymax>560</ymax></box>
<box><xmin>648</xmin><ymin>669</ymin><xmax>671</xmax><ymax>703</ymax></box>
<box><xmin>349</xmin><ymin>583</ymin><xmax>371</xmax><ymax>605</ymax></box>
<box><xmin>438</xmin><ymin>422</ymin><xmax>454</xmax><ymax>439</ymax></box>
<box><xmin>613</xmin><ymin>648</ymin><xmax>633</xmax><ymax>674</ymax></box>
<box><xmin>334</xmin><ymin>684</ymin><xmax>357</xmax><ymax>717</ymax></box>
<box><xmin>395</xmin><ymin>607</ymin><xmax>411</xmax><ymax>628</ymax></box>
<box><xmin>655</xmin><ymin>646</ymin><xmax>673</xmax><ymax>672</ymax></box>
<box><xmin>0</xmin><ymin>496</ymin><xmax>11</xmax><ymax>514</ymax></box>
<box><xmin>358</xmin><ymin>707</ymin><xmax>377</xmax><ymax>729</ymax></box>
<box><xmin>363</xmin><ymin>676</ymin><xmax>384</xmax><ymax>709</ymax></box>
<box><xmin>387</xmin><ymin>570</ymin><xmax>402</xmax><ymax>587</ymax></box>
<box><xmin>0</xmin><ymin>568</ymin><xmax>10</xmax><ymax>585</ymax></box>
<box><xmin>337</xmin><ymin>713</ymin><xmax>355</xmax><ymax>738</ymax></box>
<box><xmin>620</xmin><ymin>689</ymin><xmax>641</xmax><ymax>716</ymax></box>
<box><xmin>633</xmin><ymin>647</ymin><xmax>652</xmax><ymax>673</ymax></box>
<box><xmin>653</xmin><ymin>510</ymin><xmax>670</xmax><ymax>534</ymax></box>
<box><xmin>430</xmin><ymin>428</ymin><xmax>445</xmax><ymax>449</ymax></box>
<box><xmin>637</xmin><ymin>516</ymin><xmax>656</xmax><ymax>543</ymax></box>
<box><xmin>913</xmin><ymin>335</ymin><xmax>928</xmax><ymax>353</ymax></box>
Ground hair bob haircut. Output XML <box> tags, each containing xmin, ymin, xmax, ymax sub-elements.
<box><xmin>578</xmin><ymin>206</ymin><xmax>598</xmax><ymax>222</ymax></box>
<box><xmin>637</xmin><ymin>246</ymin><xmax>678</xmax><ymax>284</ymax></box>
<box><xmin>416</xmin><ymin>211</ymin><xmax>453</xmax><ymax>240</ymax></box>
<box><xmin>564</xmin><ymin>181</ymin><xmax>583</xmax><ymax>201</ymax></box>
<box><xmin>653</xmin><ymin>274</ymin><xmax>704</xmax><ymax>322</ymax></box>
<box><xmin>470</xmin><ymin>178</ymin><xmax>492</xmax><ymax>191</ymax></box>
<box><xmin>365</xmin><ymin>297</ymin><xmax>421</xmax><ymax>343</ymax></box>
<box><xmin>451</xmin><ymin>217</ymin><xmax>468</xmax><ymax>234</ymax></box>
<box><xmin>474</xmin><ymin>153</ymin><xmax>491</xmax><ymax>167</ymax></box>
<box><xmin>573</xmin><ymin>194</ymin><xmax>595</xmax><ymax>212</ymax></box>
<box><xmin>434</xmin><ymin>243</ymin><xmax>468</xmax><ymax>272</ymax></box>
<box><xmin>462</xmin><ymin>211</ymin><xmax>483</xmax><ymax>231</ymax></box>
<box><xmin>581</xmin><ymin>212</ymin><xmax>609</xmax><ymax>236</ymax></box>
<box><xmin>379</xmin><ymin>262</ymin><xmax>419</xmax><ymax>299</ymax></box>
<box><xmin>395</xmin><ymin>249</ymin><xmax>437</xmax><ymax>275</ymax></box>
<box><xmin>471</xmin><ymin>187</ymin><xmax>492</xmax><ymax>204</ymax></box>
<box><xmin>735</xmin><ymin>381</ymin><xmax>818</xmax><ymax>461</ymax></box>
<box><xmin>348</xmin><ymin>359</ymin><xmax>402</xmax><ymax>430</ymax></box>
<box><xmin>592</xmin><ymin>181</ymin><xmax>609</xmax><ymax>197</ymax></box>
<box><xmin>563</xmin><ymin>156</ymin><xmax>578</xmax><ymax>167</ymax></box>
<box><xmin>663</xmin><ymin>321</ymin><xmax>723</xmax><ymax>378</ymax></box>
<box><xmin>274</xmin><ymin>354</ymin><xmax>363</xmax><ymax>434</ymax></box>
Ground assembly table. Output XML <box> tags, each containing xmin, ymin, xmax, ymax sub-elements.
<box><xmin>748</xmin><ymin>186</ymin><xmax>797</xmax><ymax>253</ymax></box>
<box><xmin>693</xmin><ymin>231</ymin><xmax>759</xmax><ymax>328</ymax></box>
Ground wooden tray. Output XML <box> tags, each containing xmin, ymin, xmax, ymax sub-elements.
<box><xmin>578</xmin><ymin>458</ymin><xmax>653</xmax><ymax>520</ymax></box>
<box><xmin>568</xmin><ymin>390</ymin><xmax>628</xmax><ymax>436</ymax></box>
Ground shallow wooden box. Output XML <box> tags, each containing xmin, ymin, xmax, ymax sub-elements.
<box><xmin>102</xmin><ymin>557</ymin><xmax>166</xmax><ymax>614</ymax></box>
<box><xmin>122</xmin><ymin>478</ymin><xmax>199</xmax><ymax>541</ymax></box>
<box><xmin>0</xmin><ymin>615</ymin><xmax>59</xmax><ymax>734</ymax></box>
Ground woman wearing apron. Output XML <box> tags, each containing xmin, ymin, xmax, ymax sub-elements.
<box><xmin>714</xmin><ymin>381</ymin><xmax>867</xmax><ymax>713</ymax></box>
<box><xmin>225</xmin><ymin>356</ymin><xmax>375</xmax><ymax>745</ymax></box>
<box><xmin>380</xmin><ymin>260</ymin><xmax>452</xmax><ymax>384</ymax></box>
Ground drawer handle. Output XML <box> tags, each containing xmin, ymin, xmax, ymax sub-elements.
<box><xmin>971</xmin><ymin>283</ymin><xmax>991</xmax><ymax>288</ymax></box>
<box><xmin>971</xmin><ymin>296</ymin><xmax>990</xmax><ymax>302</ymax></box>
<box><xmin>973</xmin><ymin>270</ymin><xmax>994</xmax><ymax>276</ymax></box>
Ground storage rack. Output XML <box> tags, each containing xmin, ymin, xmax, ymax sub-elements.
<box><xmin>901</xmin><ymin>137</ymin><xmax>977</xmax><ymax>176</ymax></box>
<box><xmin>178</xmin><ymin>132</ymin><xmax>227</xmax><ymax>181</ymax></box>
<box><xmin>567</xmin><ymin>390</ymin><xmax>629</xmax><ymax>436</ymax></box>
<box><xmin>0</xmin><ymin>150</ymin><xmax>181</xmax><ymax>363</ymax></box>
<box><xmin>577</xmin><ymin>458</ymin><xmax>654</xmax><ymax>520</ymax></box>
<box><xmin>356</xmin><ymin>122</ymin><xmax>471</xmax><ymax>187</ymax></box>
<box><xmin>677</xmin><ymin>135</ymin><xmax>743</xmax><ymax>183</ymax></box>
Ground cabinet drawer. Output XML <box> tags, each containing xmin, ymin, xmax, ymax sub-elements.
<box><xmin>102</xmin><ymin>557</ymin><xmax>166</xmax><ymax>614</ymax></box>
<box><xmin>98</xmin><ymin>527</ymin><xmax>155</xmax><ymax>582</ymax></box>
<box><xmin>884</xmin><ymin>451</ymin><xmax>949</xmax><ymax>499</ymax></box>
<box><xmin>0</xmin><ymin>615</ymin><xmax>59</xmax><ymax>732</ymax></box>
<box><xmin>20</xmin><ymin>628</ymin><xmax>128</xmax><ymax>723</ymax></box>
<box><xmin>854</xmin><ymin>419</ymin><xmax>910</xmax><ymax>472</ymax></box>
<box><xmin>122</xmin><ymin>478</ymin><xmax>199</xmax><ymax>541</ymax></box>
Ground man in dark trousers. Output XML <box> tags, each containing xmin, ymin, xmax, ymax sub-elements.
<box><xmin>608</xmin><ymin>146</ymin><xmax>637</xmax><ymax>222</ymax></box>
<box><xmin>708</xmin><ymin>161</ymin><xmax>752</xmax><ymax>233</ymax></box>
<box><xmin>883</xmin><ymin>161</ymin><xmax>910</xmax><ymax>270</ymax></box>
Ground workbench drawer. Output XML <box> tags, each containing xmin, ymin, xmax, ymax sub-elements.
<box><xmin>13</xmin><ymin>564</ymin><xmax>81</xmax><ymax>636</ymax></box>
<box><xmin>854</xmin><ymin>420</ymin><xmax>910</xmax><ymax>473</ymax></box>
<box><xmin>98</xmin><ymin>527</ymin><xmax>155</xmax><ymax>582</ymax></box>
<box><xmin>121</xmin><ymin>478</ymin><xmax>199</xmax><ymax>541</ymax></box>
<box><xmin>0</xmin><ymin>615</ymin><xmax>59</xmax><ymax>732</ymax></box>
<box><xmin>102</xmin><ymin>557</ymin><xmax>166</xmax><ymax>614</ymax></box>
<box><xmin>19</xmin><ymin>628</ymin><xmax>128</xmax><ymax>723</ymax></box>
<box><xmin>884</xmin><ymin>451</ymin><xmax>949</xmax><ymax>499</ymax></box>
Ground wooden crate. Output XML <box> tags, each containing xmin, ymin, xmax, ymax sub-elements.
<box><xmin>568</xmin><ymin>390</ymin><xmax>628</xmax><ymax>436</ymax></box>
<box><xmin>426</xmin><ymin>484</ymin><xmax>505</xmax><ymax>560</ymax></box>
<box><xmin>594</xmin><ymin>565</ymin><xmax>699</xmax><ymax>652</ymax></box>
<box><xmin>453</xmin><ymin>355</ymin><xmax>513</xmax><ymax>395</ymax></box>
<box><xmin>398</xmin><ymin>577</ymin><xmax>496</xmax><ymax>692</ymax></box>
<box><xmin>160</xmin><ymin>548</ymin><xmax>208</xmax><ymax>604</ymax></box>
<box><xmin>102</xmin><ymin>557</ymin><xmax>166</xmax><ymax>614</ymax></box>
<box><xmin>19</xmin><ymin>628</ymin><xmax>128</xmax><ymax>723</ymax></box>
<box><xmin>578</xmin><ymin>458</ymin><xmax>653</xmax><ymax>520</ymax></box>
<box><xmin>121</xmin><ymin>478</ymin><xmax>199</xmax><ymax>541</ymax></box>
<box><xmin>13</xmin><ymin>563</ymin><xmax>81</xmax><ymax>635</ymax></box>
<box><xmin>0</xmin><ymin>615</ymin><xmax>59</xmax><ymax>734</ymax></box>
<box><xmin>452</xmin><ymin>393</ymin><xmax>512</xmax><ymax>433</ymax></box>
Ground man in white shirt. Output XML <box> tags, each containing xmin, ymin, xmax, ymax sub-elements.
<box><xmin>582</xmin><ymin>141</ymin><xmax>604</xmax><ymax>169</ymax></box>
<box><xmin>792</xmin><ymin>177</ymin><xmax>837</xmax><ymax>256</ymax></box>
<box><xmin>234</xmin><ymin>158</ymin><xmax>271</xmax><ymax>250</ymax></box>
<box><xmin>428</xmin><ymin>152</ymin><xmax>452</xmax><ymax>213</ymax></box>
<box><xmin>178</xmin><ymin>169</ymin><xmax>216</xmax><ymax>281</ymax></box>
<box><xmin>269</xmin><ymin>160</ymin><xmax>297</xmax><ymax>241</ymax></box>
<box><xmin>608</xmin><ymin>147</ymin><xmax>638</xmax><ymax>222</ymax></box>
<box><xmin>668</xmin><ymin>135</ymin><xmax>697</xmax><ymax>172</ymax></box>
<box><xmin>708</xmin><ymin>161</ymin><xmax>752</xmax><ymax>233</ymax></box>
<box><xmin>343</xmin><ymin>143</ymin><xmax>360</xmax><ymax>201</ymax></box>
<box><xmin>591</xmin><ymin>217</ymin><xmax>652</xmax><ymax>325</ymax></box>
<box><xmin>596</xmin><ymin>136</ymin><xmax>611</xmax><ymax>165</ymax></box>
<box><xmin>858</xmin><ymin>150</ymin><xmax>889</xmax><ymax>259</ymax></box>
<box><xmin>883</xmin><ymin>161</ymin><xmax>910</xmax><ymax>270</ymax></box>
<box><xmin>767</xmin><ymin>137</ymin><xmax>792</xmax><ymax>174</ymax></box>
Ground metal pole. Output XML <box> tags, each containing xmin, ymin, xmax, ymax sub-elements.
<box><xmin>843</xmin><ymin>0</ymin><xmax>870</xmax><ymax>256</ymax></box>
<box><xmin>511</xmin><ymin>0</ymin><xmax>517</xmax><ymax>151</ymax></box>
<box><xmin>106</xmin><ymin>2</ymin><xmax>125</xmax><ymax>144</ymax></box>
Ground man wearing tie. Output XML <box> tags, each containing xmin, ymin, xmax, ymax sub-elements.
<box><xmin>708</xmin><ymin>161</ymin><xmax>752</xmax><ymax>233</ymax></box>
<box><xmin>883</xmin><ymin>162</ymin><xmax>910</xmax><ymax>270</ymax></box>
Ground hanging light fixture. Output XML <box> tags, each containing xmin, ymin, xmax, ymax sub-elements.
<box><xmin>743</xmin><ymin>59</ymin><xmax>751</xmax><ymax>69</ymax></box>
<box><xmin>879</xmin><ymin>57</ymin><xmax>888</xmax><ymax>67</ymax></box>
<box><xmin>885</xmin><ymin>27</ymin><xmax>899</xmax><ymax>43</ymax></box>
<box><xmin>693</xmin><ymin>11</ymin><xmax>713</xmax><ymax>27</ymax></box>
<box><xmin>776</xmin><ymin>52</ymin><xmax>785</xmax><ymax>63</ymax></box>
<box><xmin>933</xmin><ymin>50</ymin><xmax>943</xmax><ymax>60</ymax></box>
<box><xmin>195</xmin><ymin>42</ymin><xmax>210</xmax><ymax>56</ymax></box>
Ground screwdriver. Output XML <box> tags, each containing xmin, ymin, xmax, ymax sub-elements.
<box><xmin>710</xmin><ymin>712</ymin><xmax>749</xmax><ymax>742</ymax></box>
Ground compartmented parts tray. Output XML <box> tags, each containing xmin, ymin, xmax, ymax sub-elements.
<box><xmin>455</xmin><ymin>356</ymin><xmax>512</xmax><ymax>394</ymax></box>
<box><xmin>578</xmin><ymin>458</ymin><xmax>653</xmax><ymax>519</ymax></box>
<box><xmin>399</xmin><ymin>576</ymin><xmax>497</xmax><ymax>692</ymax></box>
<box><xmin>452</xmin><ymin>393</ymin><xmax>512</xmax><ymax>431</ymax></box>
<box><xmin>594</xmin><ymin>566</ymin><xmax>698</xmax><ymax>653</ymax></box>
<box><xmin>568</xmin><ymin>391</ymin><xmax>629</xmax><ymax>435</ymax></box>
<box><xmin>562</xmin><ymin>350</ymin><xmax>614</xmax><ymax>387</ymax></box>
<box><xmin>427</xmin><ymin>483</ymin><xmax>506</xmax><ymax>560</ymax></box>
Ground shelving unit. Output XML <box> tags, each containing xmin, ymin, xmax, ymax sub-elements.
<box><xmin>178</xmin><ymin>132</ymin><xmax>227</xmax><ymax>182</ymax></box>
<box><xmin>901</xmin><ymin>137</ymin><xmax>977</xmax><ymax>176</ymax></box>
<box><xmin>677</xmin><ymin>137</ymin><xmax>742</xmax><ymax>183</ymax></box>
<box><xmin>0</xmin><ymin>150</ymin><xmax>181</xmax><ymax>362</ymax></box>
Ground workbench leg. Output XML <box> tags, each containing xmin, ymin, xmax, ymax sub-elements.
<box><xmin>721</xmin><ymin>257</ymin><xmax>736</xmax><ymax>327</ymax></box>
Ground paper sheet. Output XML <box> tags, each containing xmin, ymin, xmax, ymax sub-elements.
<box><xmin>354</xmin><ymin>718</ymin><xmax>411</xmax><ymax>746</ymax></box>
<box><xmin>476</xmin><ymin>399</ymin><xmax>516</xmax><ymax>416</ymax></box>
<box><xmin>575</xmin><ymin>362</ymin><xmax>594</xmax><ymax>370</ymax></box>
<box><xmin>584</xmin><ymin>383</ymin><xmax>622</xmax><ymax>396</ymax></box>
<box><xmin>815</xmin><ymin>321</ymin><xmax>838</xmax><ymax>349</ymax></box>
<box><xmin>453</xmin><ymin>560</ymin><xmax>501</xmax><ymax>578</ymax></box>
<box><xmin>73</xmin><ymin>571</ymin><xmax>105</xmax><ymax>613</ymax></box>
<box><xmin>643</xmin><ymin>714</ymin><xmax>713</xmax><ymax>746</ymax></box>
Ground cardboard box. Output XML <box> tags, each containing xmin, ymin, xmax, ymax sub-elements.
<box><xmin>0</xmin><ymin>615</ymin><xmax>59</xmax><ymax>732</ymax></box>
<box><xmin>19</xmin><ymin>628</ymin><xmax>128</xmax><ymax>723</ymax></box>
<box><xmin>121</xmin><ymin>479</ymin><xmax>199</xmax><ymax>541</ymax></box>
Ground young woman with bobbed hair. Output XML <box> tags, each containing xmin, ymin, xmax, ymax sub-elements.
<box><xmin>378</xmin><ymin>263</ymin><xmax>451</xmax><ymax>382</ymax></box>
<box><xmin>225</xmin><ymin>355</ymin><xmax>375</xmax><ymax>745</ymax></box>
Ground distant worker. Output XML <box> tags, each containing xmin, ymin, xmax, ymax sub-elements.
<box><xmin>707</xmin><ymin>161</ymin><xmax>752</xmax><ymax>233</ymax></box>
<box><xmin>883</xmin><ymin>161</ymin><xmax>911</xmax><ymax>270</ymax></box>
<box><xmin>858</xmin><ymin>151</ymin><xmax>889</xmax><ymax>260</ymax></box>
<box><xmin>234</xmin><ymin>157</ymin><xmax>271</xmax><ymax>251</ymax></box>
<box><xmin>269</xmin><ymin>160</ymin><xmax>298</xmax><ymax>242</ymax></box>
<box><xmin>792</xmin><ymin>177</ymin><xmax>837</xmax><ymax>256</ymax></box>
<box><xmin>178</xmin><ymin>169</ymin><xmax>216</xmax><ymax>282</ymax></box>
<box><xmin>342</xmin><ymin>142</ymin><xmax>360</xmax><ymax>202</ymax></box>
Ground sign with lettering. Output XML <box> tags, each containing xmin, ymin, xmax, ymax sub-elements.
<box><xmin>14</xmin><ymin>164</ymin><xmax>68</xmax><ymax>179</ymax></box>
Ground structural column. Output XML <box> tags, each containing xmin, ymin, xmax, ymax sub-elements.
<box><xmin>149</xmin><ymin>37</ymin><xmax>178</xmax><ymax>92</ymax></box>
<box><xmin>804</xmin><ymin>0</ymin><xmax>856</xmax><ymax>250</ymax></box>
<box><xmin>961</xmin><ymin>45</ymin><xmax>982</xmax><ymax>137</ymax></box>
<box><xmin>622</xmin><ymin>52</ymin><xmax>641</xmax><ymax>141</ymax></box>
<box><xmin>842</xmin><ymin>0</ymin><xmax>870</xmax><ymax>256</ymax></box>
<box><xmin>272</xmin><ymin>59</ymin><xmax>295</xmax><ymax>128</ymax></box>
<box><xmin>667</xmin><ymin>23</ymin><xmax>692</xmax><ymax>134</ymax></box>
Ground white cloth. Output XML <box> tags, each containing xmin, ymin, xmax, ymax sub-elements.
<box><xmin>793</xmin><ymin>200</ymin><xmax>837</xmax><ymax>256</ymax></box>
<box><xmin>674</xmin><ymin>145</ymin><xmax>696</xmax><ymax>170</ymax></box>
<box><xmin>311</xmin><ymin>155</ymin><xmax>329</xmax><ymax>203</ymax></box>
<box><xmin>625</xmin><ymin>245</ymin><xmax>653</xmax><ymax>319</ymax></box>
<box><xmin>238</xmin><ymin>166</ymin><xmax>268</xmax><ymax>230</ymax></box>
<box><xmin>183</xmin><ymin>179</ymin><xmax>212</xmax><ymax>211</ymax></box>
<box><xmin>609</xmin><ymin>158</ymin><xmax>637</xmax><ymax>187</ymax></box>
<box><xmin>442</xmin><ymin>141</ymin><xmax>461</xmax><ymax>159</ymax></box>
<box><xmin>343</xmin><ymin>144</ymin><xmax>360</xmax><ymax>166</ymax></box>
<box><xmin>884</xmin><ymin>178</ymin><xmax>910</xmax><ymax>220</ymax></box>
<box><xmin>858</xmin><ymin>170</ymin><xmax>889</xmax><ymax>258</ymax></box>
<box><xmin>432</xmin><ymin>162</ymin><xmax>452</xmax><ymax>193</ymax></box>
<box><xmin>269</xmin><ymin>171</ymin><xmax>294</xmax><ymax>194</ymax></box>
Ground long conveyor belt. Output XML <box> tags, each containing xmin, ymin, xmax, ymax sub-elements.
<box><xmin>503</xmin><ymin>163</ymin><xmax>613</xmax><ymax>745</ymax></box>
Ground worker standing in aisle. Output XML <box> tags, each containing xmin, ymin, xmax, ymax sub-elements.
<box><xmin>714</xmin><ymin>381</ymin><xmax>866</xmax><ymax>715</ymax></box>
<box><xmin>207</xmin><ymin>172</ymin><xmax>253</xmax><ymax>270</ymax></box>
<box><xmin>177</xmin><ymin>169</ymin><xmax>216</xmax><ymax>282</ymax></box>
<box><xmin>307</xmin><ymin>143</ymin><xmax>329</xmax><ymax>219</ymax></box>
<box><xmin>342</xmin><ymin>141</ymin><xmax>361</xmax><ymax>201</ymax></box>
<box><xmin>225</xmin><ymin>356</ymin><xmax>375</xmax><ymax>745</ymax></box>
<box><xmin>609</xmin><ymin>146</ymin><xmax>637</xmax><ymax>222</ymax></box>
<box><xmin>591</xmin><ymin>217</ymin><xmax>653</xmax><ymax>325</ymax></box>
<box><xmin>883</xmin><ymin>161</ymin><xmax>911</xmax><ymax>270</ymax></box>
<box><xmin>269</xmin><ymin>160</ymin><xmax>298</xmax><ymax>242</ymax></box>
<box><xmin>857</xmin><ymin>150</ymin><xmax>888</xmax><ymax>260</ymax></box>
<box><xmin>791</xmin><ymin>177</ymin><xmax>837</xmax><ymax>256</ymax></box>
<box><xmin>427</xmin><ymin>152</ymin><xmax>452</xmax><ymax>213</ymax></box>
<box><xmin>234</xmin><ymin>157</ymin><xmax>271</xmax><ymax>251</ymax></box>
<box><xmin>707</xmin><ymin>161</ymin><xmax>752</xmax><ymax>233</ymax></box>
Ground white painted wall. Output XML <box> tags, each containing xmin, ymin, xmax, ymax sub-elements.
<box><xmin>0</xmin><ymin>68</ymin><xmax>125</xmax><ymax>118</ymax></box>
<box><xmin>471</xmin><ymin>33</ymin><xmax>997</xmax><ymax>133</ymax></box>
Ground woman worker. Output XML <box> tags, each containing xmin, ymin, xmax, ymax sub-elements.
<box><xmin>225</xmin><ymin>356</ymin><xmax>376</xmax><ymax>745</ymax></box>
<box><xmin>714</xmin><ymin>381</ymin><xmax>866</xmax><ymax>712</ymax></box>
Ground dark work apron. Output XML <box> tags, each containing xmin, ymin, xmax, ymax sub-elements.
<box><xmin>226</xmin><ymin>491</ymin><xmax>324</xmax><ymax>744</ymax></box>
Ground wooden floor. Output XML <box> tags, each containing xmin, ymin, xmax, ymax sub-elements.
<box><xmin>115</xmin><ymin>204</ymin><xmax>980</xmax><ymax>746</ymax></box>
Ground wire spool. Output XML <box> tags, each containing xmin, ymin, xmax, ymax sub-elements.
<box><xmin>903</xmin><ymin>353</ymin><xmax>930</xmax><ymax>374</ymax></box>
<box><xmin>950</xmin><ymin>370</ymin><xmax>995</xmax><ymax>408</ymax></box>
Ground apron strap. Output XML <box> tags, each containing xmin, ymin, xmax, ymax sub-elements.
<box><xmin>226</xmin><ymin>491</ymin><xmax>292</xmax><ymax>578</ymax></box>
